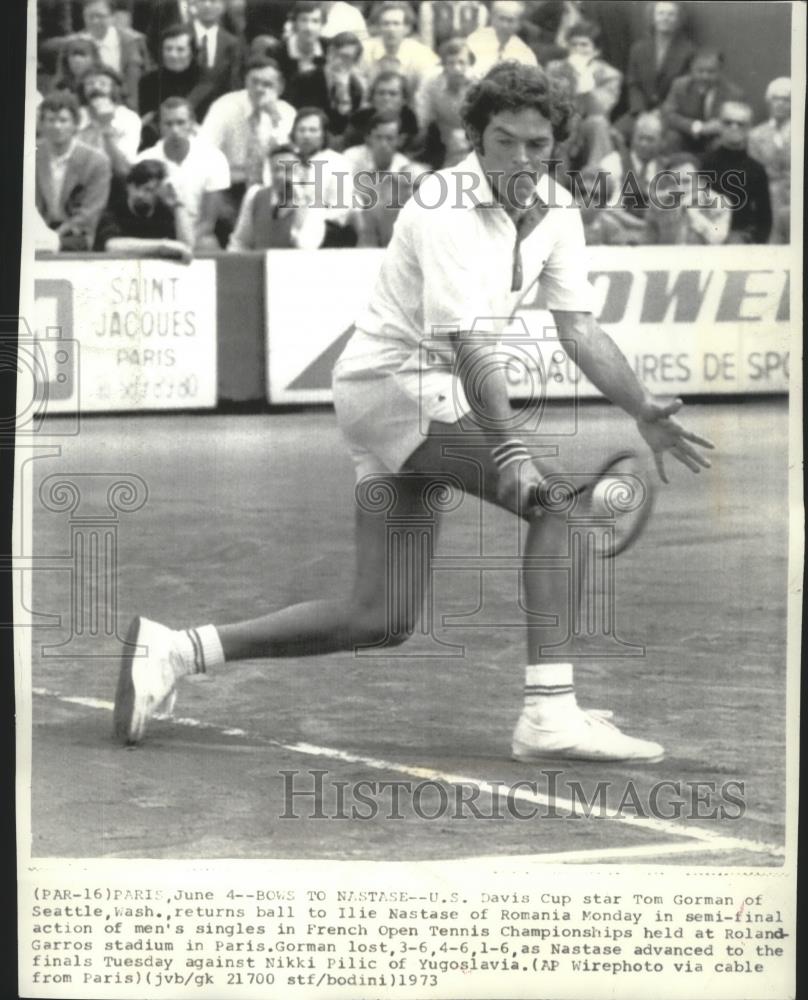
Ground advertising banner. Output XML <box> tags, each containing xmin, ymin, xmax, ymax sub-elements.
<box><xmin>33</xmin><ymin>257</ymin><xmax>218</xmax><ymax>413</ymax></box>
<box><xmin>266</xmin><ymin>246</ymin><xmax>790</xmax><ymax>404</ymax></box>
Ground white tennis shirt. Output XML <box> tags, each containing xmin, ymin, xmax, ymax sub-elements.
<box><xmin>335</xmin><ymin>150</ymin><xmax>594</xmax><ymax>422</ymax></box>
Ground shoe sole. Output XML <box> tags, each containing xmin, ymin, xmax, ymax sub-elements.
<box><xmin>512</xmin><ymin>746</ymin><xmax>665</xmax><ymax>764</ymax></box>
<box><xmin>112</xmin><ymin>615</ymin><xmax>143</xmax><ymax>745</ymax></box>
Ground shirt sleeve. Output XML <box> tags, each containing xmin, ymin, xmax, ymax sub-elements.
<box><xmin>204</xmin><ymin>147</ymin><xmax>232</xmax><ymax>192</ymax></box>
<box><xmin>117</xmin><ymin>109</ymin><xmax>142</xmax><ymax>162</ymax></box>
<box><xmin>271</xmin><ymin>103</ymin><xmax>295</xmax><ymax>148</ymax></box>
<box><xmin>540</xmin><ymin>208</ymin><xmax>595</xmax><ymax>313</ymax></box>
<box><xmin>200</xmin><ymin>97</ymin><xmax>226</xmax><ymax>148</ymax></box>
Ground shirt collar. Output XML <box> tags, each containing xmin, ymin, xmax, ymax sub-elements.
<box><xmin>453</xmin><ymin>151</ymin><xmax>551</xmax><ymax>211</ymax></box>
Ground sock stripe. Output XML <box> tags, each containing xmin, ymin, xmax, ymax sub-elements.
<box><xmin>524</xmin><ymin>684</ymin><xmax>575</xmax><ymax>696</ymax></box>
<box><xmin>187</xmin><ymin>628</ymin><xmax>205</xmax><ymax>674</ymax></box>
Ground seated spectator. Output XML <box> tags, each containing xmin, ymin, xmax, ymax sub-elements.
<box><xmin>599</xmin><ymin>110</ymin><xmax>664</xmax><ymax>240</ymax></box>
<box><xmin>321</xmin><ymin>0</ymin><xmax>369</xmax><ymax>42</ymax></box>
<box><xmin>547</xmin><ymin>21</ymin><xmax>622</xmax><ymax>119</ymax></box>
<box><xmin>51</xmin><ymin>37</ymin><xmax>102</xmax><ymax>97</ymax></box>
<box><xmin>343</xmin><ymin>111</ymin><xmax>425</xmax><ymax>247</ymax></box>
<box><xmin>416</xmin><ymin>37</ymin><xmax>477</xmax><ymax>168</ymax></box>
<box><xmin>749</xmin><ymin>77</ymin><xmax>791</xmax><ymax>244</ymax></box>
<box><xmin>341</xmin><ymin>70</ymin><xmax>419</xmax><ymax>156</ymax></box>
<box><xmin>625</xmin><ymin>2</ymin><xmax>694</xmax><ymax>119</ymax></box>
<box><xmin>95</xmin><ymin>158</ymin><xmax>194</xmax><ymax>257</ymax></box>
<box><xmin>137</xmin><ymin>96</ymin><xmax>231</xmax><ymax>250</ymax></box>
<box><xmin>229</xmin><ymin>145</ymin><xmax>329</xmax><ymax>250</ymax></box>
<box><xmin>76</xmin><ymin>0</ymin><xmax>150</xmax><ymax>111</ymax></box>
<box><xmin>77</xmin><ymin>65</ymin><xmax>142</xmax><ymax>177</ymax></box>
<box><xmin>662</xmin><ymin>48</ymin><xmax>743</xmax><ymax>155</ymax></box>
<box><xmin>290</xmin><ymin>107</ymin><xmax>357</xmax><ymax>246</ymax></box>
<box><xmin>201</xmin><ymin>55</ymin><xmax>296</xmax><ymax>239</ymax></box>
<box><xmin>361</xmin><ymin>2</ymin><xmax>440</xmax><ymax>105</ymax></box>
<box><xmin>138</xmin><ymin>25</ymin><xmax>208</xmax><ymax>137</ymax></box>
<box><xmin>701</xmin><ymin>101</ymin><xmax>772</xmax><ymax>244</ymax></box>
<box><xmin>418</xmin><ymin>1</ymin><xmax>488</xmax><ymax>51</ymax></box>
<box><xmin>286</xmin><ymin>31</ymin><xmax>365</xmax><ymax>141</ymax></box>
<box><xmin>466</xmin><ymin>1</ymin><xmax>538</xmax><ymax>77</ymax></box>
<box><xmin>643</xmin><ymin>152</ymin><xmax>731</xmax><ymax>245</ymax></box>
<box><xmin>276</xmin><ymin>1</ymin><xmax>326</xmax><ymax>92</ymax></box>
<box><xmin>35</xmin><ymin>93</ymin><xmax>112</xmax><ymax>251</ymax></box>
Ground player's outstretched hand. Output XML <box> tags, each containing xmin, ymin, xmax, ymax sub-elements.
<box><xmin>636</xmin><ymin>397</ymin><xmax>715</xmax><ymax>484</ymax></box>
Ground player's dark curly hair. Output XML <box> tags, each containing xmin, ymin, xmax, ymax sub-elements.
<box><xmin>461</xmin><ymin>61</ymin><xmax>575</xmax><ymax>145</ymax></box>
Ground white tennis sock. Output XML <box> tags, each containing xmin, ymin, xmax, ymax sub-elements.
<box><xmin>173</xmin><ymin>625</ymin><xmax>226</xmax><ymax>675</ymax></box>
<box><xmin>523</xmin><ymin>662</ymin><xmax>579</xmax><ymax>724</ymax></box>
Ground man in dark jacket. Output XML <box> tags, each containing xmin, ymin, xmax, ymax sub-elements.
<box><xmin>662</xmin><ymin>48</ymin><xmax>743</xmax><ymax>155</ymax></box>
<box><xmin>701</xmin><ymin>100</ymin><xmax>772</xmax><ymax>244</ymax></box>
<box><xmin>626</xmin><ymin>1</ymin><xmax>694</xmax><ymax>116</ymax></box>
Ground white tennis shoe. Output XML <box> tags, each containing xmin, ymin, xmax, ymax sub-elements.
<box><xmin>113</xmin><ymin>616</ymin><xmax>183</xmax><ymax>745</ymax></box>
<box><xmin>511</xmin><ymin>708</ymin><xmax>665</xmax><ymax>763</ymax></box>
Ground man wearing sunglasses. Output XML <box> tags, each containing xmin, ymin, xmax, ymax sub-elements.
<box><xmin>700</xmin><ymin>100</ymin><xmax>772</xmax><ymax>245</ymax></box>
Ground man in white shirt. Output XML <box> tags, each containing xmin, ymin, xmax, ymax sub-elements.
<box><xmin>137</xmin><ymin>96</ymin><xmax>231</xmax><ymax>249</ymax></box>
<box><xmin>201</xmin><ymin>55</ymin><xmax>296</xmax><ymax>239</ymax></box>
<box><xmin>202</xmin><ymin>57</ymin><xmax>296</xmax><ymax>186</ymax></box>
<box><xmin>116</xmin><ymin>63</ymin><xmax>714</xmax><ymax>766</ymax></box>
<box><xmin>360</xmin><ymin>0</ymin><xmax>440</xmax><ymax>103</ymax></box>
<box><xmin>467</xmin><ymin>0</ymin><xmax>538</xmax><ymax>76</ymax></box>
<box><xmin>290</xmin><ymin>107</ymin><xmax>357</xmax><ymax>244</ymax></box>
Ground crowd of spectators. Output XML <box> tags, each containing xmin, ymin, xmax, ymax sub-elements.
<box><xmin>35</xmin><ymin>0</ymin><xmax>792</xmax><ymax>256</ymax></box>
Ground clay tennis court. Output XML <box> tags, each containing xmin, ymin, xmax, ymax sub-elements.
<box><xmin>28</xmin><ymin>399</ymin><xmax>788</xmax><ymax>865</ymax></box>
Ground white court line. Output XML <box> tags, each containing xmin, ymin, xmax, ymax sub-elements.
<box><xmin>33</xmin><ymin>688</ymin><xmax>785</xmax><ymax>861</ymax></box>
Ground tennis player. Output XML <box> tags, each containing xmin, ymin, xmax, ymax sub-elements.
<box><xmin>114</xmin><ymin>62</ymin><xmax>714</xmax><ymax>761</ymax></box>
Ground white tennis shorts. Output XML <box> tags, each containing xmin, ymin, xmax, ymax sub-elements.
<box><xmin>332</xmin><ymin>330</ymin><xmax>470</xmax><ymax>479</ymax></box>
